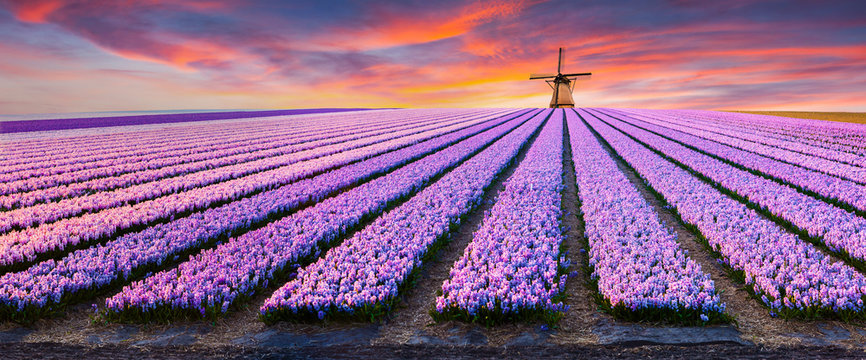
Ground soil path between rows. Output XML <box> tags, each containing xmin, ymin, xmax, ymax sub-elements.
<box><xmin>372</xmin><ymin>109</ymin><xmax>553</xmax><ymax>347</ymax></box>
<box><xmin>579</xmin><ymin>109</ymin><xmax>866</xmax><ymax>348</ymax></box>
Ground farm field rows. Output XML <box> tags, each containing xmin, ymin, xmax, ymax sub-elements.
<box><xmin>1</xmin><ymin>108</ymin><xmax>865</xmax><ymax>349</ymax></box>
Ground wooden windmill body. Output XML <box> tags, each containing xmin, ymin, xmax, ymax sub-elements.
<box><xmin>529</xmin><ymin>48</ymin><xmax>591</xmax><ymax>108</ymax></box>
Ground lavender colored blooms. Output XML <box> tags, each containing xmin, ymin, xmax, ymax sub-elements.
<box><xmin>2</xmin><ymin>110</ymin><xmax>393</xmax><ymax>178</ymax></box>
<box><xmin>0</xmin><ymin>109</ymin><xmax>525</xmax><ymax>320</ymax></box>
<box><xmin>0</xmin><ymin>111</ymin><xmax>512</xmax><ymax>269</ymax></box>
<box><xmin>664</xmin><ymin>109</ymin><xmax>866</xmax><ymax>155</ymax></box>
<box><xmin>0</xmin><ymin>110</ymin><xmax>483</xmax><ymax>209</ymax></box>
<box><xmin>614</xmin><ymin>109</ymin><xmax>866</xmax><ymax>167</ymax></box>
<box><xmin>568</xmin><ymin>110</ymin><xmax>724</xmax><ymax>320</ymax></box>
<box><xmin>1</xmin><ymin>106</ymin><xmax>864</xmax><ymax>324</ymax></box>
<box><xmin>0</xmin><ymin>109</ymin><xmax>367</xmax><ymax>134</ymax></box>
<box><xmin>101</xmin><ymin>110</ymin><xmax>543</xmax><ymax>320</ymax></box>
<box><xmin>605</xmin><ymin>109</ymin><xmax>866</xmax><ymax>213</ymax></box>
<box><xmin>0</xmin><ymin>111</ymin><xmax>496</xmax><ymax>232</ymax></box>
<box><xmin>580</xmin><ymin>109</ymin><xmax>866</xmax><ymax>318</ymax></box>
<box><xmin>434</xmin><ymin>110</ymin><xmax>568</xmax><ymax>322</ymax></box>
<box><xmin>258</xmin><ymin>110</ymin><xmax>551</xmax><ymax>321</ymax></box>
<box><xmin>588</xmin><ymin>109</ymin><xmax>866</xmax><ymax>267</ymax></box>
<box><xmin>610</xmin><ymin>109</ymin><xmax>866</xmax><ymax>183</ymax></box>
<box><xmin>665</xmin><ymin>111</ymin><xmax>865</xmax><ymax>167</ymax></box>
<box><xmin>1</xmin><ymin>110</ymin><xmax>413</xmax><ymax>175</ymax></box>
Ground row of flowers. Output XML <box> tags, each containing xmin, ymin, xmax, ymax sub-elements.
<box><xmin>102</xmin><ymin>110</ymin><xmax>545</xmax><ymax>322</ymax></box>
<box><xmin>615</xmin><ymin>109</ymin><xmax>866</xmax><ymax>167</ymax></box>
<box><xmin>590</xmin><ymin>109</ymin><xmax>866</xmax><ymax>269</ymax></box>
<box><xmin>2</xmin><ymin>109</ymin><xmax>390</xmax><ymax>170</ymax></box>
<box><xmin>0</xmin><ymin>110</ymin><xmax>528</xmax><ymax>321</ymax></box>
<box><xmin>0</xmin><ymin>111</ymin><xmax>502</xmax><ymax>209</ymax></box>
<box><xmin>0</xmin><ymin>109</ymin><xmax>450</xmax><ymax>187</ymax></box>
<box><xmin>2</xmin><ymin>109</ymin><xmax>441</xmax><ymax>166</ymax></box>
<box><xmin>433</xmin><ymin>111</ymin><xmax>567</xmax><ymax>324</ymax></box>
<box><xmin>582</xmin><ymin>110</ymin><xmax>866</xmax><ymax>319</ymax></box>
<box><xmin>605</xmin><ymin>109</ymin><xmax>866</xmax><ymax>214</ymax></box>
<box><xmin>258</xmin><ymin>111</ymin><xmax>550</xmax><ymax>322</ymax></box>
<box><xmin>3</xmin><ymin>117</ymin><xmax>284</xmax><ymax>167</ymax></box>
<box><xmin>671</xmin><ymin>109</ymin><xmax>866</xmax><ymax>155</ymax></box>
<box><xmin>693</xmin><ymin>111</ymin><xmax>866</xmax><ymax>159</ymax></box>
<box><xmin>610</xmin><ymin>109</ymin><xmax>866</xmax><ymax>185</ymax></box>
<box><xmin>570</xmin><ymin>110</ymin><xmax>725</xmax><ymax>324</ymax></box>
<box><xmin>1</xmin><ymin>115</ymin><xmax>314</xmax><ymax>177</ymax></box>
<box><xmin>0</xmin><ymin>110</ymin><xmax>517</xmax><ymax>269</ymax></box>
<box><xmin>0</xmin><ymin>113</ymin><xmax>493</xmax><ymax>232</ymax></box>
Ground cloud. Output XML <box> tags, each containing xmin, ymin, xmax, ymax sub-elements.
<box><xmin>8</xmin><ymin>0</ymin><xmax>62</xmax><ymax>22</ymax></box>
<box><xmin>0</xmin><ymin>0</ymin><xmax>864</xmax><ymax>113</ymax></box>
<box><xmin>301</xmin><ymin>0</ymin><xmax>544</xmax><ymax>51</ymax></box>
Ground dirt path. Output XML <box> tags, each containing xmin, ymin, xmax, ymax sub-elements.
<box><xmin>372</xmin><ymin>111</ymin><xmax>552</xmax><ymax>347</ymax></box>
<box><xmin>591</xmin><ymin>108</ymin><xmax>866</xmax><ymax>272</ymax></box>
<box><xmin>579</xmin><ymin>110</ymin><xmax>866</xmax><ymax>348</ymax></box>
<box><xmin>548</xmin><ymin>114</ymin><xmax>603</xmax><ymax>346</ymax></box>
<box><xmin>3</xmin><ymin>341</ymin><xmax>866</xmax><ymax>359</ymax></box>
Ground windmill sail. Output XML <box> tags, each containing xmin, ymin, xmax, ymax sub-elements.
<box><xmin>560</xmin><ymin>72</ymin><xmax>592</xmax><ymax>77</ymax></box>
<box><xmin>557</xmin><ymin>48</ymin><xmax>563</xmax><ymax>73</ymax></box>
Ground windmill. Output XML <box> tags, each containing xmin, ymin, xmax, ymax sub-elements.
<box><xmin>529</xmin><ymin>48</ymin><xmax>591</xmax><ymax>108</ymax></box>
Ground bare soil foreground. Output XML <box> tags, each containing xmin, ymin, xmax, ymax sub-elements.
<box><xmin>726</xmin><ymin>110</ymin><xmax>866</xmax><ymax>124</ymax></box>
<box><xmin>2</xmin><ymin>342</ymin><xmax>866</xmax><ymax>359</ymax></box>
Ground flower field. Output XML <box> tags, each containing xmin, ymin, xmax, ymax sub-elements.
<box><xmin>1</xmin><ymin>107</ymin><xmax>865</xmax><ymax>327</ymax></box>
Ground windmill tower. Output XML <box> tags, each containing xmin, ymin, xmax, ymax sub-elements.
<box><xmin>529</xmin><ymin>48</ymin><xmax>591</xmax><ymax>108</ymax></box>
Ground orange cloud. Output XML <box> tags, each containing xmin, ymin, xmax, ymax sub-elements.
<box><xmin>102</xmin><ymin>38</ymin><xmax>244</xmax><ymax>71</ymax></box>
<box><xmin>310</xmin><ymin>0</ymin><xmax>543</xmax><ymax>51</ymax></box>
<box><xmin>9</xmin><ymin>0</ymin><xmax>230</xmax><ymax>24</ymax></box>
<box><xmin>10</xmin><ymin>0</ymin><xmax>62</xmax><ymax>23</ymax></box>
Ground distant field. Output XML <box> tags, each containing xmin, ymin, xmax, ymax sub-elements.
<box><xmin>0</xmin><ymin>108</ymin><xmax>371</xmax><ymax>134</ymax></box>
<box><xmin>727</xmin><ymin>110</ymin><xmax>866</xmax><ymax>124</ymax></box>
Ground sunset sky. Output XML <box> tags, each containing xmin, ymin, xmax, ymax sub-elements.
<box><xmin>1</xmin><ymin>0</ymin><xmax>864</xmax><ymax>114</ymax></box>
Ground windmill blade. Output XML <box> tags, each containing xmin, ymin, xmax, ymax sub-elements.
<box><xmin>557</xmin><ymin>47</ymin><xmax>563</xmax><ymax>73</ymax></box>
<box><xmin>565</xmin><ymin>74</ymin><xmax>592</xmax><ymax>83</ymax></box>
<box><xmin>529</xmin><ymin>73</ymin><xmax>557</xmax><ymax>79</ymax></box>
<box><xmin>561</xmin><ymin>72</ymin><xmax>592</xmax><ymax>77</ymax></box>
